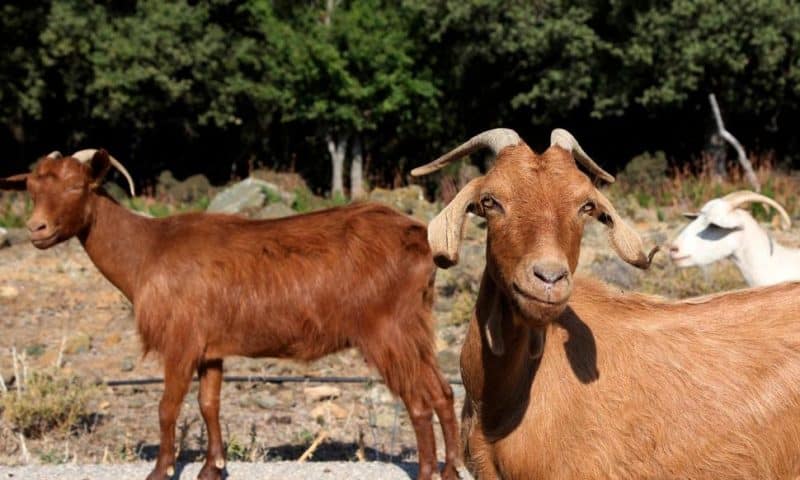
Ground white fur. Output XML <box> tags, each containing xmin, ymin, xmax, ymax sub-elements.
<box><xmin>670</xmin><ymin>198</ymin><xmax>800</xmax><ymax>286</ymax></box>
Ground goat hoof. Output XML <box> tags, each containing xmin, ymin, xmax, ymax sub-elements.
<box><xmin>441</xmin><ymin>462</ymin><xmax>460</xmax><ymax>480</ymax></box>
<box><xmin>197</xmin><ymin>461</ymin><xmax>223</xmax><ymax>480</ymax></box>
<box><xmin>145</xmin><ymin>466</ymin><xmax>173</xmax><ymax>480</ymax></box>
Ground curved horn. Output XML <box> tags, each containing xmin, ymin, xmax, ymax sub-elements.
<box><xmin>411</xmin><ymin>128</ymin><xmax>521</xmax><ymax>177</ymax></box>
<box><xmin>71</xmin><ymin>149</ymin><xmax>136</xmax><ymax>196</ymax></box>
<box><xmin>722</xmin><ymin>190</ymin><xmax>791</xmax><ymax>230</ymax></box>
<box><xmin>550</xmin><ymin>129</ymin><xmax>615</xmax><ymax>183</ymax></box>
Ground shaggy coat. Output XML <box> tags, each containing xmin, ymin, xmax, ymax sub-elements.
<box><xmin>1</xmin><ymin>150</ymin><xmax>459</xmax><ymax>480</ymax></box>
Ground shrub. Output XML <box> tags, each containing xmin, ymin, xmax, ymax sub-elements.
<box><xmin>2</xmin><ymin>368</ymin><xmax>97</xmax><ymax>438</ymax></box>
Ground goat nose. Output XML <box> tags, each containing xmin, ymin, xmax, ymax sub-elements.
<box><xmin>26</xmin><ymin>219</ymin><xmax>47</xmax><ymax>233</ymax></box>
<box><xmin>533</xmin><ymin>262</ymin><xmax>568</xmax><ymax>285</ymax></box>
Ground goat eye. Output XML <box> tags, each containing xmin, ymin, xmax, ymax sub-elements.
<box><xmin>580</xmin><ymin>201</ymin><xmax>596</xmax><ymax>214</ymax></box>
<box><xmin>481</xmin><ymin>195</ymin><xmax>495</xmax><ymax>210</ymax></box>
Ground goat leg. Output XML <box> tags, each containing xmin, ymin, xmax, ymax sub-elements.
<box><xmin>425</xmin><ymin>364</ymin><xmax>461</xmax><ymax>480</ymax></box>
<box><xmin>401</xmin><ymin>390</ymin><xmax>437</xmax><ymax>480</ymax></box>
<box><xmin>146</xmin><ymin>359</ymin><xmax>195</xmax><ymax>480</ymax></box>
<box><xmin>197</xmin><ymin>359</ymin><xmax>225</xmax><ymax>480</ymax></box>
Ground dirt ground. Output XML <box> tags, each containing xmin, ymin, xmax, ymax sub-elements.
<box><xmin>0</xmin><ymin>233</ymin><xmax>466</xmax><ymax>467</ymax></box>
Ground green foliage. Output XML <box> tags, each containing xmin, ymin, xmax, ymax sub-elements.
<box><xmin>1</xmin><ymin>0</ymin><xmax>799</xmax><ymax>192</ymax></box>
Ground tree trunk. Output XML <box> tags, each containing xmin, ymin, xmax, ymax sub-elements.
<box><xmin>350</xmin><ymin>137</ymin><xmax>365</xmax><ymax>199</ymax></box>
<box><xmin>326</xmin><ymin>134</ymin><xmax>346</xmax><ymax>198</ymax></box>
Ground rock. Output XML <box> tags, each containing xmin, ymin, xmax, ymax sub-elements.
<box><xmin>368</xmin><ymin>185</ymin><xmax>438</xmax><ymax>221</ymax></box>
<box><xmin>255</xmin><ymin>203</ymin><xmax>295</xmax><ymax>220</ymax></box>
<box><xmin>303</xmin><ymin>385</ymin><xmax>341</xmax><ymax>402</ymax></box>
<box><xmin>255</xmin><ymin>396</ymin><xmax>279</xmax><ymax>410</ymax></box>
<box><xmin>276</xmin><ymin>389</ymin><xmax>295</xmax><ymax>406</ymax></box>
<box><xmin>120</xmin><ymin>356</ymin><xmax>135</xmax><ymax>372</ymax></box>
<box><xmin>0</xmin><ymin>227</ymin><xmax>8</xmax><ymax>248</ymax></box>
<box><xmin>0</xmin><ymin>284</ymin><xmax>19</xmax><ymax>299</ymax></box>
<box><xmin>168</xmin><ymin>174</ymin><xmax>212</xmax><ymax>203</ymax></box>
<box><xmin>65</xmin><ymin>332</ymin><xmax>92</xmax><ymax>354</ymax></box>
<box><xmin>310</xmin><ymin>401</ymin><xmax>348</xmax><ymax>420</ymax></box>
<box><xmin>207</xmin><ymin>178</ymin><xmax>292</xmax><ymax>215</ymax></box>
<box><xmin>250</xmin><ymin>169</ymin><xmax>309</xmax><ymax>194</ymax></box>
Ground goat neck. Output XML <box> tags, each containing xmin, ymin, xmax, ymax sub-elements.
<box><xmin>461</xmin><ymin>272</ymin><xmax>541</xmax><ymax>440</ymax></box>
<box><xmin>730</xmin><ymin>215</ymin><xmax>796</xmax><ymax>286</ymax></box>
<box><xmin>79</xmin><ymin>192</ymin><xmax>157</xmax><ymax>300</ymax></box>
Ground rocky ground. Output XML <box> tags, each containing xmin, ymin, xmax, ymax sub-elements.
<box><xmin>0</xmin><ymin>175</ymin><xmax>797</xmax><ymax>471</ymax></box>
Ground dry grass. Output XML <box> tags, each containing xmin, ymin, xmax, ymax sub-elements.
<box><xmin>1</xmin><ymin>350</ymin><xmax>97</xmax><ymax>439</ymax></box>
<box><xmin>608</xmin><ymin>151</ymin><xmax>800</xmax><ymax>222</ymax></box>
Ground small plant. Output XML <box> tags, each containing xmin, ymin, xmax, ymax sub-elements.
<box><xmin>2</xmin><ymin>358</ymin><xmax>97</xmax><ymax>439</ymax></box>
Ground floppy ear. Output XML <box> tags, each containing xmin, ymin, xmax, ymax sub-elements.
<box><xmin>592</xmin><ymin>189</ymin><xmax>659</xmax><ymax>269</ymax></box>
<box><xmin>428</xmin><ymin>177</ymin><xmax>483</xmax><ymax>268</ymax></box>
<box><xmin>0</xmin><ymin>173</ymin><xmax>29</xmax><ymax>191</ymax></box>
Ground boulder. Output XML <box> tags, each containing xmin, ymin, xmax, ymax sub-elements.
<box><xmin>207</xmin><ymin>178</ymin><xmax>291</xmax><ymax>215</ymax></box>
<box><xmin>368</xmin><ymin>185</ymin><xmax>438</xmax><ymax>221</ymax></box>
<box><xmin>255</xmin><ymin>203</ymin><xmax>296</xmax><ymax>220</ymax></box>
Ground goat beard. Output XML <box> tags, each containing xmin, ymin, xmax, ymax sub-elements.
<box><xmin>508</xmin><ymin>289</ymin><xmax>566</xmax><ymax>328</ymax></box>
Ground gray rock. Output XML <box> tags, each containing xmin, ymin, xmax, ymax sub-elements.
<box><xmin>255</xmin><ymin>203</ymin><xmax>296</xmax><ymax>219</ymax></box>
<box><xmin>120</xmin><ymin>356</ymin><xmax>135</xmax><ymax>372</ymax></box>
<box><xmin>255</xmin><ymin>396</ymin><xmax>279</xmax><ymax>410</ymax></box>
<box><xmin>208</xmin><ymin>178</ymin><xmax>292</xmax><ymax>214</ymax></box>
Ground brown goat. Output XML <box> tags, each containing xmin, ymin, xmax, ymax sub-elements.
<box><xmin>413</xmin><ymin>128</ymin><xmax>800</xmax><ymax>479</ymax></box>
<box><xmin>1</xmin><ymin>150</ymin><xmax>459</xmax><ymax>480</ymax></box>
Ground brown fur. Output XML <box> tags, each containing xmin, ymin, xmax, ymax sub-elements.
<box><xmin>423</xmin><ymin>132</ymin><xmax>800</xmax><ymax>479</ymax></box>
<box><xmin>2</xmin><ymin>151</ymin><xmax>460</xmax><ymax>480</ymax></box>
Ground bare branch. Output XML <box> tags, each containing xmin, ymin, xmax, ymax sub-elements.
<box><xmin>709</xmin><ymin>93</ymin><xmax>760</xmax><ymax>192</ymax></box>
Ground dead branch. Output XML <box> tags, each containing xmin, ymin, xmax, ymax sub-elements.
<box><xmin>709</xmin><ymin>93</ymin><xmax>760</xmax><ymax>192</ymax></box>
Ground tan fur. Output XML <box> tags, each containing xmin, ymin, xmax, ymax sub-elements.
<box><xmin>416</xmin><ymin>130</ymin><xmax>800</xmax><ymax>479</ymax></box>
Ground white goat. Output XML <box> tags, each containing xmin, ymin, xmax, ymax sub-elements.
<box><xmin>669</xmin><ymin>190</ymin><xmax>798</xmax><ymax>286</ymax></box>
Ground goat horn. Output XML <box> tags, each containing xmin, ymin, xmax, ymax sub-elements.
<box><xmin>411</xmin><ymin>128</ymin><xmax>521</xmax><ymax>176</ymax></box>
<box><xmin>550</xmin><ymin>129</ymin><xmax>615</xmax><ymax>183</ymax></box>
<box><xmin>47</xmin><ymin>151</ymin><xmax>63</xmax><ymax>159</ymax></box>
<box><xmin>722</xmin><ymin>190</ymin><xmax>791</xmax><ymax>230</ymax></box>
<box><xmin>71</xmin><ymin>149</ymin><xmax>136</xmax><ymax>197</ymax></box>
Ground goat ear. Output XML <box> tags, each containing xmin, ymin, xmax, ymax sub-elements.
<box><xmin>428</xmin><ymin>177</ymin><xmax>483</xmax><ymax>268</ymax></box>
<box><xmin>592</xmin><ymin>189</ymin><xmax>658</xmax><ymax>269</ymax></box>
<box><xmin>0</xmin><ymin>173</ymin><xmax>29</xmax><ymax>191</ymax></box>
<box><xmin>88</xmin><ymin>149</ymin><xmax>112</xmax><ymax>187</ymax></box>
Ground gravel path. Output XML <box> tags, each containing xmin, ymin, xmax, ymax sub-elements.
<box><xmin>0</xmin><ymin>461</ymin><xmax>474</xmax><ymax>479</ymax></box>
